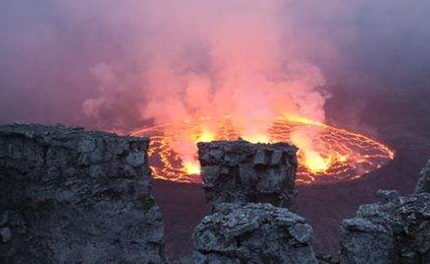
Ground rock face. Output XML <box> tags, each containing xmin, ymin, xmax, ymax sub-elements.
<box><xmin>415</xmin><ymin>158</ymin><xmax>430</xmax><ymax>194</ymax></box>
<box><xmin>340</xmin><ymin>189</ymin><xmax>430</xmax><ymax>264</ymax></box>
<box><xmin>191</xmin><ymin>141</ymin><xmax>316</xmax><ymax>263</ymax></box>
<box><xmin>192</xmin><ymin>203</ymin><xmax>318</xmax><ymax>264</ymax></box>
<box><xmin>197</xmin><ymin>140</ymin><xmax>298</xmax><ymax>209</ymax></box>
<box><xmin>0</xmin><ymin>123</ymin><xmax>166</xmax><ymax>264</ymax></box>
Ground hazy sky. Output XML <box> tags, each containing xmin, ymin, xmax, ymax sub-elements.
<box><xmin>0</xmin><ymin>0</ymin><xmax>429</xmax><ymax>129</ymax></box>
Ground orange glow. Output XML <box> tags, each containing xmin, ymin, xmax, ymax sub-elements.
<box><xmin>242</xmin><ymin>134</ymin><xmax>270</xmax><ymax>143</ymax></box>
<box><xmin>131</xmin><ymin>116</ymin><xmax>395</xmax><ymax>184</ymax></box>
<box><xmin>303</xmin><ymin>151</ymin><xmax>332</xmax><ymax>173</ymax></box>
<box><xmin>196</xmin><ymin>130</ymin><xmax>215</xmax><ymax>142</ymax></box>
<box><xmin>182</xmin><ymin>160</ymin><xmax>201</xmax><ymax>175</ymax></box>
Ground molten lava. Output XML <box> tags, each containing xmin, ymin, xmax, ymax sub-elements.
<box><xmin>131</xmin><ymin>116</ymin><xmax>394</xmax><ymax>184</ymax></box>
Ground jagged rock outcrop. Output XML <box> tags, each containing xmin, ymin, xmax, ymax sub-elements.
<box><xmin>340</xmin><ymin>189</ymin><xmax>430</xmax><ymax>264</ymax></box>
<box><xmin>197</xmin><ymin>139</ymin><xmax>298</xmax><ymax>209</ymax></box>
<box><xmin>415</xmin><ymin>158</ymin><xmax>430</xmax><ymax>194</ymax></box>
<box><xmin>191</xmin><ymin>203</ymin><xmax>318</xmax><ymax>264</ymax></box>
<box><xmin>0</xmin><ymin>123</ymin><xmax>166</xmax><ymax>264</ymax></box>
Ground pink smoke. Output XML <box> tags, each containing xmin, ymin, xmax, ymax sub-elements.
<box><xmin>78</xmin><ymin>0</ymin><xmax>331</xmax><ymax>169</ymax></box>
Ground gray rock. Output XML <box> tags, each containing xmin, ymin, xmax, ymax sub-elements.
<box><xmin>0</xmin><ymin>123</ymin><xmax>166</xmax><ymax>264</ymax></box>
<box><xmin>197</xmin><ymin>139</ymin><xmax>298</xmax><ymax>210</ymax></box>
<box><xmin>0</xmin><ymin>227</ymin><xmax>12</xmax><ymax>243</ymax></box>
<box><xmin>340</xmin><ymin>190</ymin><xmax>430</xmax><ymax>264</ymax></box>
<box><xmin>191</xmin><ymin>203</ymin><xmax>318</xmax><ymax>264</ymax></box>
<box><xmin>415</xmin><ymin>158</ymin><xmax>430</xmax><ymax>194</ymax></box>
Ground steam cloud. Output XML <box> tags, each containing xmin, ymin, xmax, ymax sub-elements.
<box><xmin>76</xmin><ymin>0</ymin><xmax>332</xmax><ymax>165</ymax></box>
<box><xmin>81</xmin><ymin>0</ymin><xmax>328</xmax><ymax>135</ymax></box>
<box><xmin>1</xmin><ymin>0</ymin><xmax>429</xmax><ymax>145</ymax></box>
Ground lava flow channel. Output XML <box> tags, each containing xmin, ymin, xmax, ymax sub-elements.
<box><xmin>131</xmin><ymin>117</ymin><xmax>395</xmax><ymax>184</ymax></box>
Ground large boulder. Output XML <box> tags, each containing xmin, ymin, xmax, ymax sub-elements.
<box><xmin>191</xmin><ymin>203</ymin><xmax>318</xmax><ymax>264</ymax></box>
<box><xmin>0</xmin><ymin>123</ymin><xmax>166</xmax><ymax>264</ymax></box>
<box><xmin>340</xmin><ymin>189</ymin><xmax>430</xmax><ymax>264</ymax></box>
<box><xmin>197</xmin><ymin>140</ymin><xmax>298</xmax><ymax>209</ymax></box>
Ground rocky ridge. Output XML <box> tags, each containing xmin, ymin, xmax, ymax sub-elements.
<box><xmin>1</xmin><ymin>123</ymin><xmax>430</xmax><ymax>264</ymax></box>
<box><xmin>0</xmin><ymin>123</ymin><xmax>166</xmax><ymax>264</ymax></box>
<box><xmin>339</xmin><ymin>159</ymin><xmax>430</xmax><ymax>264</ymax></box>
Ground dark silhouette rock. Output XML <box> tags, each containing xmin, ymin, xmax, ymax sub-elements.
<box><xmin>191</xmin><ymin>203</ymin><xmax>318</xmax><ymax>264</ymax></box>
<box><xmin>197</xmin><ymin>139</ymin><xmax>298</xmax><ymax>210</ymax></box>
<box><xmin>315</xmin><ymin>251</ymin><xmax>339</xmax><ymax>264</ymax></box>
<box><xmin>340</xmin><ymin>189</ymin><xmax>430</xmax><ymax>264</ymax></box>
<box><xmin>415</xmin><ymin>158</ymin><xmax>430</xmax><ymax>194</ymax></box>
<box><xmin>0</xmin><ymin>123</ymin><xmax>166</xmax><ymax>264</ymax></box>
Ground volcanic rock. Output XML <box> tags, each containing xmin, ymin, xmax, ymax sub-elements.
<box><xmin>339</xmin><ymin>189</ymin><xmax>430</xmax><ymax>264</ymax></box>
<box><xmin>197</xmin><ymin>139</ymin><xmax>298</xmax><ymax>209</ymax></box>
<box><xmin>415</xmin><ymin>158</ymin><xmax>430</xmax><ymax>194</ymax></box>
<box><xmin>191</xmin><ymin>203</ymin><xmax>318</xmax><ymax>264</ymax></box>
<box><xmin>0</xmin><ymin>123</ymin><xmax>166</xmax><ymax>264</ymax></box>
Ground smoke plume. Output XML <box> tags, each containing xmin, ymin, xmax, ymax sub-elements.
<box><xmin>79</xmin><ymin>1</ymin><xmax>328</xmax><ymax>134</ymax></box>
<box><xmin>1</xmin><ymin>0</ymin><xmax>429</xmax><ymax>167</ymax></box>
<box><xmin>77</xmin><ymin>0</ymin><xmax>330</xmax><ymax>165</ymax></box>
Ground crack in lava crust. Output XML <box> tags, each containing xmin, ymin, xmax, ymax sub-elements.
<box><xmin>131</xmin><ymin>117</ymin><xmax>395</xmax><ymax>184</ymax></box>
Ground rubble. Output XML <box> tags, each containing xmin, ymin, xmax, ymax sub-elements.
<box><xmin>0</xmin><ymin>123</ymin><xmax>166</xmax><ymax>264</ymax></box>
<box><xmin>197</xmin><ymin>139</ymin><xmax>298</xmax><ymax>209</ymax></box>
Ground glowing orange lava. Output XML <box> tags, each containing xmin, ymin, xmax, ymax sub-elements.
<box><xmin>131</xmin><ymin>117</ymin><xmax>394</xmax><ymax>184</ymax></box>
